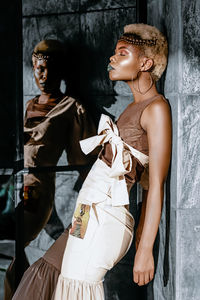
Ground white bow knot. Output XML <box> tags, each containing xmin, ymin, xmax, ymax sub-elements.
<box><xmin>80</xmin><ymin>114</ymin><xmax>149</xmax><ymax>206</ymax></box>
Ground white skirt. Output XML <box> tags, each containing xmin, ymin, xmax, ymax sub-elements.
<box><xmin>53</xmin><ymin>159</ymin><xmax>135</xmax><ymax>300</ymax></box>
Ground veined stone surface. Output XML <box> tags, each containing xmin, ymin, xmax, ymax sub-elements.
<box><xmin>182</xmin><ymin>1</ymin><xmax>200</xmax><ymax>94</ymax></box>
<box><xmin>0</xmin><ymin>271</ymin><xmax>5</xmax><ymax>300</ymax></box>
<box><xmin>177</xmin><ymin>209</ymin><xmax>200</xmax><ymax>300</ymax></box>
<box><xmin>54</xmin><ymin>172</ymin><xmax>79</xmax><ymax>229</ymax></box>
<box><xmin>179</xmin><ymin>95</ymin><xmax>200</xmax><ymax>209</ymax></box>
<box><xmin>80</xmin><ymin>0</ymin><xmax>136</xmax><ymax>11</ymax></box>
<box><xmin>23</xmin><ymin>0</ymin><xmax>79</xmax><ymax>16</ymax></box>
<box><xmin>25</xmin><ymin>229</ymin><xmax>54</xmax><ymax>264</ymax></box>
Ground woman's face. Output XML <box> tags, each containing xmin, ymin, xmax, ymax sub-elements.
<box><xmin>108</xmin><ymin>41</ymin><xmax>142</xmax><ymax>81</ymax></box>
<box><xmin>33</xmin><ymin>58</ymin><xmax>61</xmax><ymax>94</ymax></box>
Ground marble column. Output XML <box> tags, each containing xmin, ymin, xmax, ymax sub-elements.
<box><xmin>147</xmin><ymin>0</ymin><xmax>200</xmax><ymax>299</ymax></box>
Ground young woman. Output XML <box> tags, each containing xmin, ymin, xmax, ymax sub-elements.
<box><xmin>13</xmin><ymin>23</ymin><xmax>171</xmax><ymax>300</ymax></box>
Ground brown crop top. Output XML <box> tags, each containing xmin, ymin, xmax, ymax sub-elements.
<box><xmin>100</xmin><ymin>95</ymin><xmax>167</xmax><ymax>190</ymax></box>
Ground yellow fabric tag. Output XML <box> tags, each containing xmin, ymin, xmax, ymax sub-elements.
<box><xmin>70</xmin><ymin>203</ymin><xmax>90</xmax><ymax>239</ymax></box>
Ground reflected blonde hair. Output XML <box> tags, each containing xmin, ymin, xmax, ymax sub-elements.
<box><xmin>32</xmin><ymin>39</ymin><xmax>65</xmax><ymax>67</ymax></box>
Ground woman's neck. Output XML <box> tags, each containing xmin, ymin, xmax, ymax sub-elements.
<box><xmin>38</xmin><ymin>90</ymin><xmax>63</xmax><ymax>104</ymax></box>
<box><xmin>129</xmin><ymin>83</ymin><xmax>159</xmax><ymax>103</ymax></box>
<box><xmin>126</xmin><ymin>72</ymin><xmax>159</xmax><ymax>103</ymax></box>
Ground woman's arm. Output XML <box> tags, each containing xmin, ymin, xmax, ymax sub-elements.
<box><xmin>133</xmin><ymin>98</ymin><xmax>172</xmax><ymax>286</ymax></box>
<box><xmin>135</xmin><ymin>190</ymin><xmax>147</xmax><ymax>251</ymax></box>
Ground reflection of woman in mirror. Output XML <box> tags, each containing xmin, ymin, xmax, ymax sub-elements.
<box><xmin>5</xmin><ymin>40</ymin><xmax>97</xmax><ymax>300</ymax></box>
<box><xmin>13</xmin><ymin>24</ymin><xmax>171</xmax><ymax>300</ymax></box>
<box><xmin>23</xmin><ymin>39</ymin><xmax>96</xmax><ymax>244</ymax></box>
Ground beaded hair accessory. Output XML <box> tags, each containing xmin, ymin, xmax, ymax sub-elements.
<box><xmin>32</xmin><ymin>52</ymin><xmax>50</xmax><ymax>61</ymax></box>
<box><xmin>119</xmin><ymin>33</ymin><xmax>157</xmax><ymax>46</ymax></box>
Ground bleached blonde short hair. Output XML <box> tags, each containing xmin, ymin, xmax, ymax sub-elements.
<box><xmin>119</xmin><ymin>24</ymin><xmax>168</xmax><ymax>81</ymax></box>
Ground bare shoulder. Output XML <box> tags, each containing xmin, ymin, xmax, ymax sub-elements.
<box><xmin>141</xmin><ymin>96</ymin><xmax>171</xmax><ymax>130</ymax></box>
<box><xmin>146</xmin><ymin>96</ymin><xmax>170</xmax><ymax>114</ymax></box>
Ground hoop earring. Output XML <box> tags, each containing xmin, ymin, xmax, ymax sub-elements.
<box><xmin>132</xmin><ymin>72</ymin><xmax>154</xmax><ymax>95</ymax></box>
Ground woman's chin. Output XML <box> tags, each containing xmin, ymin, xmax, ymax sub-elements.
<box><xmin>109</xmin><ymin>72</ymin><xmax>119</xmax><ymax>81</ymax></box>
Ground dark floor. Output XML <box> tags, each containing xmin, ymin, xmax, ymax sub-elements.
<box><xmin>0</xmin><ymin>240</ymin><xmax>15</xmax><ymax>300</ymax></box>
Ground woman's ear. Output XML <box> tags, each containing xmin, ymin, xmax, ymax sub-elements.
<box><xmin>140</xmin><ymin>57</ymin><xmax>154</xmax><ymax>72</ymax></box>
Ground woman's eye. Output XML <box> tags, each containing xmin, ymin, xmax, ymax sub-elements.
<box><xmin>119</xmin><ymin>52</ymin><xmax>126</xmax><ymax>56</ymax></box>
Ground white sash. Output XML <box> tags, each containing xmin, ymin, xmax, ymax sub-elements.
<box><xmin>80</xmin><ymin>114</ymin><xmax>149</xmax><ymax>206</ymax></box>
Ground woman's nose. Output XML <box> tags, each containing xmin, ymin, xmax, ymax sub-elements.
<box><xmin>110</xmin><ymin>55</ymin><xmax>115</xmax><ymax>62</ymax></box>
<box><xmin>42</xmin><ymin>70</ymin><xmax>48</xmax><ymax>80</ymax></box>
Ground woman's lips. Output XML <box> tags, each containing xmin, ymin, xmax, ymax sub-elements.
<box><xmin>107</xmin><ymin>64</ymin><xmax>115</xmax><ymax>72</ymax></box>
<box><xmin>39</xmin><ymin>82</ymin><xmax>46</xmax><ymax>86</ymax></box>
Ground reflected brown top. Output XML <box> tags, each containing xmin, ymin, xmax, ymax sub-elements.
<box><xmin>101</xmin><ymin>95</ymin><xmax>164</xmax><ymax>190</ymax></box>
<box><xmin>25</xmin><ymin>95</ymin><xmax>61</xmax><ymax>120</ymax></box>
<box><xmin>24</xmin><ymin>96</ymin><xmax>97</xmax><ymax>187</ymax></box>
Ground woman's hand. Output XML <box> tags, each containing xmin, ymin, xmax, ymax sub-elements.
<box><xmin>133</xmin><ymin>247</ymin><xmax>154</xmax><ymax>286</ymax></box>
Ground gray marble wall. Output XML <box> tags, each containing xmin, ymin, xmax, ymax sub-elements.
<box><xmin>22</xmin><ymin>1</ymin><xmax>147</xmax><ymax>299</ymax></box>
<box><xmin>147</xmin><ymin>0</ymin><xmax>200</xmax><ymax>299</ymax></box>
